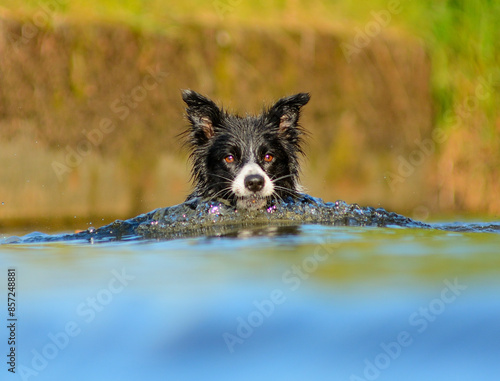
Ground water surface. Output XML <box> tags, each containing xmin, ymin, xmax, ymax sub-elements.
<box><xmin>1</xmin><ymin>223</ymin><xmax>499</xmax><ymax>380</ymax></box>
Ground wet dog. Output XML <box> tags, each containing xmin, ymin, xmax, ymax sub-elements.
<box><xmin>182</xmin><ymin>90</ymin><xmax>310</xmax><ymax>210</ymax></box>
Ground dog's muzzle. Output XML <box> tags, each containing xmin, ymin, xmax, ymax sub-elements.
<box><xmin>244</xmin><ymin>174</ymin><xmax>265</xmax><ymax>192</ymax></box>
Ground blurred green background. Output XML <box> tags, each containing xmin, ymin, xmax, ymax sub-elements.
<box><xmin>0</xmin><ymin>0</ymin><xmax>499</xmax><ymax>230</ymax></box>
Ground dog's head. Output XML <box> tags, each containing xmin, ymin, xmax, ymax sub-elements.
<box><xmin>182</xmin><ymin>90</ymin><xmax>310</xmax><ymax>210</ymax></box>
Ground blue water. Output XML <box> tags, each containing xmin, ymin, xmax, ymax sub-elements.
<box><xmin>1</xmin><ymin>223</ymin><xmax>500</xmax><ymax>381</ymax></box>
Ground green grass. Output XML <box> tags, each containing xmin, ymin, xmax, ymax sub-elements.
<box><xmin>409</xmin><ymin>1</ymin><xmax>499</xmax><ymax>130</ymax></box>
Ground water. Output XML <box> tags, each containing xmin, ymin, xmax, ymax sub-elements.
<box><xmin>7</xmin><ymin>196</ymin><xmax>430</xmax><ymax>243</ymax></box>
<box><xmin>1</xmin><ymin>202</ymin><xmax>500</xmax><ymax>380</ymax></box>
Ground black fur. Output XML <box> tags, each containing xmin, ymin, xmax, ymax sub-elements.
<box><xmin>181</xmin><ymin>90</ymin><xmax>310</xmax><ymax>210</ymax></box>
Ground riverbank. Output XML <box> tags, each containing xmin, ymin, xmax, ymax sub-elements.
<box><xmin>1</xmin><ymin>1</ymin><xmax>498</xmax><ymax>228</ymax></box>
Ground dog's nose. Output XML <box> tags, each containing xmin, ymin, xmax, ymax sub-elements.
<box><xmin>244</xmin><ymin>174</ymin><xmax>265</xmax><ymax>192</ymax></box>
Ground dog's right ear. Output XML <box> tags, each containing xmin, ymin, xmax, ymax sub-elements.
<box><xmin>182</xmin><ymin>90</ymin><xmax>222</xmax><ymax>142</ymax></box>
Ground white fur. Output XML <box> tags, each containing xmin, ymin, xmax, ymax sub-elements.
<box><xmin>231</xmin><ymin>163</ymin><xmax>274</xmax><ymax>198</ymax></box>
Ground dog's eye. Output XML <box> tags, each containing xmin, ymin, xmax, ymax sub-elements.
<box><xmin>264</xmin><ymin>154</ymin><xmax>274</xmax><ymax>162</ymax></box>
<box><xmin>224</xmin><ymin>155</ymin><xmax>235</xmax><ymax>164</ymax></box>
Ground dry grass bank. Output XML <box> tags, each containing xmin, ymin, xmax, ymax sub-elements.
<box><xmin>0</xmin><ymin>9</ymin><xmax>497</xmax><ymax>227</ymax></box>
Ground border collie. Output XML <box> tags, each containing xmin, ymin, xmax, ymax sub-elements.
<box><xmin>182</xmin><ymin>90</ymin><xmax>310</xmax><ymax>210</ymax></box>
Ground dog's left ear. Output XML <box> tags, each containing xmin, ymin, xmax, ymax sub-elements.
<box><xmin>268</xmin><ymin>93</ymin><xmax>310</xmax><ymax>132</ymax></box>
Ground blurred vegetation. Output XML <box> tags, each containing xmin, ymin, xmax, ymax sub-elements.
<box><xmin>0</xmin><ymin>0</ymin><xmax>499</xmax><ymax>229</ymax></box>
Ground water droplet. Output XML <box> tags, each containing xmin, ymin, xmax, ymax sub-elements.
<box><xmin>1</xmin><ymin>202</ymin><xmax>4</xmax><ymax>206</ymax></box>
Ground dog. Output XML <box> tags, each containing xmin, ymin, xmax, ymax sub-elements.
<box><xmin>182</xmin><ymin>90</ymin><xmax>310</xmax><ymax>210</ymax></box>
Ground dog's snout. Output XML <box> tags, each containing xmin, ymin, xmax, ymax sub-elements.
<box><xmin>244</xmin><ymin>174</ymin><xmax>265</xmax><ymax>192</ymax></box>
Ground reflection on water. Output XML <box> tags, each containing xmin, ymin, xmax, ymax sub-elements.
<box><xmin>1</xmin><ymin>224</ymin><xmax>500</xmax><ymax>380</ymax></box>
<box><xmin>217</xmin><ymin>224</ymin><xmax>302</xmax><ymax>239</ymax></box>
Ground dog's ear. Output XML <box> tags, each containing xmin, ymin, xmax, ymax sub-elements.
<box><xmin>268</xmin><ymin>93</ymin><xmax>310</xmax><ymax>132</ymax></box>
<box><xmin>182</xmin><ymin>89</ymin><xmax>222</xmax><ymax>141</ymax></box>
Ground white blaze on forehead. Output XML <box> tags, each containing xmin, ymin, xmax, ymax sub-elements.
<box><xmin>231</xmin><ymin>163</ymin><xmax>274</xmax><ymax>197</ymax></box>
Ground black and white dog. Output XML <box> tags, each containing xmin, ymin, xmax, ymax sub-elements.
<box><xmin>182</xmin><ymin>90</ymin><xmax>310</xmax><ymax>210</ymax></box>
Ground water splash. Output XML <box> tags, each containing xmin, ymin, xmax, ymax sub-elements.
<box><xmin>9</xmin><ymin>195</ymin><xmax>432</xmax><ymax>243</ymax></box>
